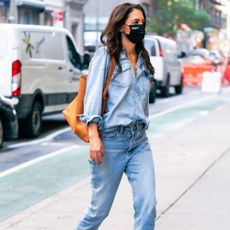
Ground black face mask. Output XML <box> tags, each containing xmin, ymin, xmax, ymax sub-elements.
<box><xmin>125</xmin><ymin>24</ymin><xmax>145</xmax><ymax>44</ymax></box>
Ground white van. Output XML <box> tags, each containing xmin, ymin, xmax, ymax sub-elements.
<box><xmin>0</xmin><ymin>24</ymin><xmax>88</xmax><ymax>137</ymax></box>
<box><xmin>144</xmin><ymin>35</ymin><xmax>183</xmax><ymax>97</ymax></box>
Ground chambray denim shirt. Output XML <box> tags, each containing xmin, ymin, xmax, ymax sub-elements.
<box><xmin>80</xmin><ymin>46</ymin><xmax>152</xmax><ymax>130</ymax></box>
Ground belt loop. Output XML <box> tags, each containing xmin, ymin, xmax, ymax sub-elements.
<box><xmin>131</xmin><ymin>122</ymin><xmax>135</xmax><ymax>133</ymax></box>
<box><xmin>137</xmin><ymin>123</ymin><xmax>140</xmax><ymax>132</ymax></box>
<box><xmin>135</xmin><ymin>123</ymin><xmax>138</xmax><ymax>132</ymax></box>
<box><xmin>119</xmin><ymin>126</ymin><xmax>123</xmax><ymax>135</ymax></box>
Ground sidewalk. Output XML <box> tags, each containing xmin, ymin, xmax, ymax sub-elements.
<box><xmin>1</xmin><ymin>101</ymin><xmax>230</xmax><ymax>230</ymax></box>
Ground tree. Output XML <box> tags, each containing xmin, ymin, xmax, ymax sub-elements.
<box><xmin>147</xmin><ymin>0</ymin><xmax>210</xmax><ymax>36</ymax></box>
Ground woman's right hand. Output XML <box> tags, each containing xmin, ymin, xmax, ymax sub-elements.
<box><xmin>88</xmin><ymin>123</ymin><xmax>104</xmax><ymax>164</ymax></box>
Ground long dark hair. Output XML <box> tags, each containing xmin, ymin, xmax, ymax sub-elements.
<box><xmin>100</xmin><ymin>3</ymin><xmax>155</xmax><ymax>76</ymax></box>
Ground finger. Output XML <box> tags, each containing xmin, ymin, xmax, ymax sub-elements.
<box><xmin>98</xmin><ymin>150</ymin><xmax>104</xmax><ymax>164</ymax></box>
<box><xmin>95</xmin><ymin>151</ymin><xmax>101</xmax><ymax>164</ymax></box>
<box><xmin>91</xmin><ymin>150</ymin><xmax>98</xmax><ymax>164</ymax></box>
<box><xmin>89</xmin><ymin>148</ymin><xmax>94</xmax><ymax>159</ymax></box>
<box><xmin>90</xmin><ymin>150</ymin><xmax>97</xmax><ymax>162</ymax></box>
<box><xmin>96</xmin><ymin>153</ymin><xmax>101</xmax><ymax>164</ymax></box>
<box><xmin>90</xmin><ymin>151</ymin><xmax>94</xmax><ymax>161</ymax></box>
<box><xmin>101</xmin><ymin>144</ymin><xmax>104</xmax><ymax>157</ymax></box>
<box><xmin>92</xmin><ymin>150</ymin><xmax>101</xmax><ymax>164</ymax></box>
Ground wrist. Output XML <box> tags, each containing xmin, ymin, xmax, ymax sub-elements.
<box><xmin>88</xmin><ymin>131</ymin><xmax>100</xmax><ymax>140</ymax></box>
<box><xmin>88</xmin><ymin>134</ymin><xmax>99</xmax><ymax>139</ymax></box>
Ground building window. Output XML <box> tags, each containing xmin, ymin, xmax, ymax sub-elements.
<box><xmin>18</xmin><ymin>7</ymin><xmax>40</xmax><ymax>25</ymax></box>
<box><xmin>0</xmin><ymin>1</ymin><xmax>8</xmax><ymax>23</ymax></box>
<box><xmin>0</xmin><ymin>7</ymin><xmax>6</xmax><ymax>22</ymax></box>
<box><xmin>44</xmin><ymin>11</ymin><xmax>53</xmax><ymax>26</ymax></box>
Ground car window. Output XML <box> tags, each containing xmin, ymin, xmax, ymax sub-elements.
<box><xmin>144</xmin><ymin>39</ymin><xmax>156</xmax><ymax>56</ymax></box>
<box><xmin>21</xmin><ymin>31</ymin><xmax>65</xmax><ymax>61</ymax></box>
<box><xmin>66</xmin><ymin>36</ymin><xmax>81</xmax><ymax>69</ymax></box>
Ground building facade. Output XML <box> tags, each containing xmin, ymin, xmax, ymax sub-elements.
<box><xmin>43</xmin><ymin>0</ymin><xmax>64</xmax><ymax>27</ymax></box>
<box><xmin>8</xmin><ymin>0</ymin><xmax>45</xmax><ymax>24</ymax></box>
<box><xmin>0</xmin><ymin>0</ymin><xmax>87</xmax><ymax>53</ymax></box>
<box><xmin>197</xmin><ymin>0</ymin><xmax>228</xmax><ymax>51</ymax></box>
<box><xmin>65</xmin><ymin>0</ymin><xmax>87</xmax><ymax>53</ymax></box>
<box><xmin>226</xmin><ymin>0</ymin><xmax>230</xmax><ymax>39</ymax></box>
<box><xmin>83</xmin><ymin>0</ymin><xmax>152</xmax><ymax>31</ymax></box>
<box><xmin>83</xmin><ymin>0</ymin><xmax>151</xmax><ymax>49</ymax></box>
<box><xmin>0</xmin><ymin>0</ymin><xmax>10</xmax><ymax>23</ymax></box>
<box><xmin>198</xmin><ymin>0</ymin><xmax>227</xmax><ymax>29</ymax></box>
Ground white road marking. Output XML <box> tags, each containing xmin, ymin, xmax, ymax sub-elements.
<box><xmin>0</xmin><ymin>145</ymin><xmax>82</xmax><ymax>178</ymax></box>
<box><xmin>199</xmin><ymin>111</ymin><xmax>210</xmax><ymax>116</ymax></box>
<box><xmin>1</xmin><ymin>94</ymin><xmax>217</xmax><ymax>178</ymax></box>
<box><xmin>8</xmin><ymin>95</ymin><xmax>214</xmax><ymax>150</ymax></box>
<box><xmin>149</xmin><ymin>95</ymin><xmax>215</xmax><ymax>120</ymax></box>
<box><xmin>8</xmin><ymin>127</ymin><xmax>71</xmax><ymax>149</ymax></box>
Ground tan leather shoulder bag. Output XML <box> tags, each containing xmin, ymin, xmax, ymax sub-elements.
<box><xmin>62</xmin><ymin>56</ymin><xmax>115</xmax><ymax>142</ymax></box>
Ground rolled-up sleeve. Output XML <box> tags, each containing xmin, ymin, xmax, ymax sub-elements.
<box><xmin>79</xmin><ymin>47</ymin><xmax>109</xmax><ymax>129</ymax></box>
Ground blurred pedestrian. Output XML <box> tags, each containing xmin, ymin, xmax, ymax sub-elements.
<box><xmin>76</xmin><ymin>3</ymin><xmax>156</xmax><ymax>229</ymax></box>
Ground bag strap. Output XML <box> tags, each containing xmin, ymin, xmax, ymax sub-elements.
<box><xmin>102</xmin><ymin>56</ymin><xmax>115</xmax><ymax>98</ymax></box>
<box><xmin>101</xmin><ymin>56</ymin><xmax>116</xmax><ymax>115</ymax></box>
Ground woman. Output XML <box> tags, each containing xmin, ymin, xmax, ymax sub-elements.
<box><xmin>76</xmin><ymin>3</ymin><xmax>156</xmax><ymax>230</ymax></box>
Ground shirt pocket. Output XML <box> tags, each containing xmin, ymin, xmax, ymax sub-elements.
<box><xmin>111</xmin><ymin>63</ymin><xmax>132</xmax><ymax>87</ymax></box>
<box><xmin>140</xmin><ymin>69</ymin><xmax>151</xmax><ymax>94</ymax></box>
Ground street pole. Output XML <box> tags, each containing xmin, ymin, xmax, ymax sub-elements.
<box><xmin>8</xmin><ymin>0</ymin><xmax>18</xmax><ymax>23</ymax></box>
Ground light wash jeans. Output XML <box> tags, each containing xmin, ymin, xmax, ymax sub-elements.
<box><xmin>76</xmin><ymin>122</ymin><xmax>156</xmax><ymax>230</ymax></box>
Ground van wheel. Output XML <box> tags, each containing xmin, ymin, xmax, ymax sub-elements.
<box><xmin>161</xmin><ymin>75</ymin><xmax>170</xmax><ymax>97</ymax></box>
<box><xmin>175</xmin><ymin>75</ymin><xmax>183</xmax><ymax>95</ymax></box>
<box><xmin>24</xmin><ymin>101</ymin><xmax>42</xmax><ymax>138</ymax></box>
<box><xmin>149</xmin><ymin>83</ymin><xmax>156</xmax><ymax>103</ymax></box>
<box><xmin>0</xmin><ymin>116</ymin><xmax>3</xmax><ymax>148</ymax></box>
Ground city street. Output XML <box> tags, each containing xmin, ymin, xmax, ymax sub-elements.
<box><xmin>0</xmin><ymin>0</ymin><xmax>230</xmax><ymax>229</ymax></box>
<box><xmin>0</xmin><ymin>86</ymin><xmax>230</xmax><ymax>229</ymax></box>
<box><xmin>0</xmin><ymin>86</ymin><xmax>207</xmax><ymax>171</ymax></box>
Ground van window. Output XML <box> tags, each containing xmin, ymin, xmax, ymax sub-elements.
<box><xmin>0</xmin><ymin>30</ymin><xmax>9</xmax><ymax>59</ymax></box>
<box><xmin>66</xmin><ymin>36</ymin><xmax>81</xmax><ymax>69</ymax></box>
<box><xmin>144</xmin><ymin>39</ymin><xmax>156</xmax><ymax>56</ymax></box>
<box><xmin>21</xmin><ymin>31</ymin><xmax>64</xmax><ymax>61</ymax></box>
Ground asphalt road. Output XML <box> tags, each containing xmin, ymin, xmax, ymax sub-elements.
<box><xmin>0</xmin><ymin>86</ymin><xmax>229</xmax><ymax>172</ymax></box>
<box><xmin>0</xmin><ymin>86</ymin><xmax>230</xmax><ymax>224</ymax></box>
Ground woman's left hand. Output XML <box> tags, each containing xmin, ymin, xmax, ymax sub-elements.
<box><xmin>88</xmin><ymin>122</ymin><xmax>104</xmax><ymax>164</ymax></box>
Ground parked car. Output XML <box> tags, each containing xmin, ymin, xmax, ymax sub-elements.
<box><xmin>84</xmin><ymin>30</ymin><xmax>101</xmax><ymax>59</ymax></box>
<box><xmin>0</xmin><ymin>24</ymin><xmax>89</xmax><ymax>138</ymax></box>
<box><xmin>144</xmin><ymin>35</ymin><xmax>183</xmax><ymax>98</ymax></box>
<box><xmin>0</xmin><ymin>95</ymin><xmax>18</xmax><ymax>149</ymax></box>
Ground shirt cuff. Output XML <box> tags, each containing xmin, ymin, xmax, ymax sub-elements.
<box><xmin>79</xmin><ymin>115</ymin><xmax>103</xmax><ymax>130</ymax></box>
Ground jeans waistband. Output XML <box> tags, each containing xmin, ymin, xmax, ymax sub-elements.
<box><xmin>102</xmin><ymin>121</ymin><xmax>146</xmax><ymax>134</ymax></box>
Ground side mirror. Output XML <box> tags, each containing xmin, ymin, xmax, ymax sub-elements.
<box><xmin>82</xmin><ymin>53</ymin><xmax>91</xmax><ymax>69</ymax></box>
<box><xmin>177</xmin><ymin>52</ymin><xmax>186</xmax><ymax>58</ymax></box>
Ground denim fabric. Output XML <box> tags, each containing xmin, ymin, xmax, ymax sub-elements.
<box><xmin>79</xmin><ymin>47</ymin><xmax>152</xmax><ymax>130</ymax></box>
<box><xmin>75</xmin><ymin>122</ymin><xmax>156</xmax><ymax>230</ymax></box>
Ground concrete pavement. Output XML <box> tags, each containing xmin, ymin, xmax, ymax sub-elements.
<box><xmin>1</xmin><ymin>93</ymin><xmax>230</xmax><ymax>229</ymax></box>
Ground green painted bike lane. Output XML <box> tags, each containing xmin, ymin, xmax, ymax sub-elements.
<box><xmin>0</xmin><ymin>93</ymin><xmax>230</xmax><ymax>222</ymax></box>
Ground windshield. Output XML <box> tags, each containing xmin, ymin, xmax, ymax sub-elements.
<box><xmin>144</xmin><ymin>39</ymin><xmax>156</xmax><ymax>56</ymax></box>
